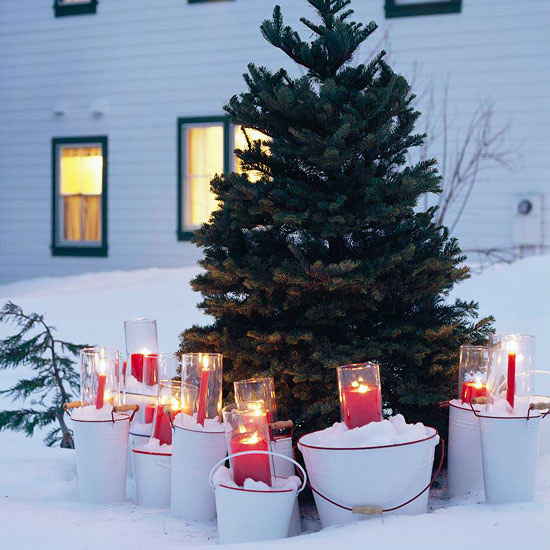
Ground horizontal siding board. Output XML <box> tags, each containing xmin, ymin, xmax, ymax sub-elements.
<box><xmin>0</xmin><ymin>0</ymin><xmax>549</xmax><ymax>283</ymax></box>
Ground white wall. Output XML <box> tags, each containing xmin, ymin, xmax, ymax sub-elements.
<box><xmin>0</xmin><ymin>0</ymin><xmax>548</xmax><ymax>283</ymax></box>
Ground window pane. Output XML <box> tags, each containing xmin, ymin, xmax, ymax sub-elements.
<box><xmin>58</xmin><ymin>145</ymin><xmax>103</xmax><ymax>243</ymax></box>
<box><xmin>60</xmin><ymin>146</ymin><xmax>103</xmax><ymax>196</ymax></box>
<box><xmin>63</xmin><ymin>196</ymin><xmax>82</xmax><ymax>241</ymax></box>
<box><xmin>184</xmin><ymin>124</ymin><xmax>224</xmax><ymax>229</ymax></box>
<box><xmin>83</xmin><ymin>196</ymin><xmax>101</xmax><ymax>241</ymax></box>
<box><xmin>234</xmin><ymin>126</ymin><xmax>269</xmax><ymax>183</ymax></box>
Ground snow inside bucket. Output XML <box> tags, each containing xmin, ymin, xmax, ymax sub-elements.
<box><xmin>209</xmin><ymin>451</ymin><xmax>306</xmax><ymax>545</ymax></box>
<box><xmin>70</xmin><ymin>405</ymin><xmax>134</xmax><ymax>504</ymax></box>
<box><xmin>132</xmin><ymin>438</ymin><xmax>171</xmax><ymax>508</ymax></box>
<box><xmin>170</xmin><ymin>414</ymin><xmax>227</xmax><ymax>521</ymax></box>
<box><xmin>447</xmin><ymin>400</ymin><xmax>484</xmax><ymax>497</ymax></box>
<box><xmin>298</xmin><ymin>415</ymin><xmax>439</xmax><ymax>528</ymax></box>
<box><xmin>477</xmin><ymin>403</ymin><xmax>543</xmax><ymax>503</ymax></box>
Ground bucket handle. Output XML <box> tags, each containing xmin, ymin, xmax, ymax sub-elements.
<box><xmin>295</xmin><ymin>436</ymin><xmax>444</xmax><ymax>516</ymax></box>
<box><xmin>113</xmin><ymin>404</ymin><xmax>139</xmax><ymax>423</ymax></box>
<box><xmin>208</xmin><ymin>450</ymin><xmax>307</xmax><ymax>494</ymax></box>
<box><xmin>63</xmin><ymin>401</ymin><xmax>82</xmax><ymax>418</ymax></box>
<box><xmin>469</xmin><ymin>401</ymin><xmax>549</xmax><ymax>420</ymax></box>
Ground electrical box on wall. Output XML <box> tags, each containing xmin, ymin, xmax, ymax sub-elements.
<box><xmin>512</xmin><ymin>193</ymin><xmax>545</xmax><ymax>251</ymax></box>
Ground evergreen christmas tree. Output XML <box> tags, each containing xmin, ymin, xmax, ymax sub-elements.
<box><xmin>179</xmin><ymin>0</ymin><xmax>492</xmax><ymax>435</ymax></box>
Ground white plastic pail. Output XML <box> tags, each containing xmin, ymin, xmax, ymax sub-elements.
<box><xmin>209</xmin><ymin>451</ymin><xmax>306</xmax><ymax>545</ymax></box>
<box><xmin>271</xmin><ymin>436</ymin><xmax>301</xmax><ymax>536</ymax></box>
<box><xmin>447</xmin><ymin>402</ymin><xmax>484</xmax><ymax>497</ymax></box>
<box><xmin>71</xmin><ymin>414</ymin><xmax>131</xmax><ymax>503</ymax></box>
<box><xmin>132</xmin><ymin>448</ymin><xmax>171</xmax><ymax>507</ymax></box>
<box><xmin>479</xmin><ymin>411</ymin><xmax>541</xmax><ymax>503</ymax></box>
<box><xmin>298</xmin><ymin>427</ymin><xmax>439</xmax><ymax>528</ymax></box>
<box><xmin>170</xmin><ymin>424</ymin><xmax>227</xmax><ymax>521</ymax></box>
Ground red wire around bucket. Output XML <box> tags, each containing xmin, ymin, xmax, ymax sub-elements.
<box><xmin>294</xmin><ymin>436</ymin><xmax>445</xmax><ymax>514</ymax></box>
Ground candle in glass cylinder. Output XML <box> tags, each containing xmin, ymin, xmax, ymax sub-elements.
<box><xmin>153</xmin><ymin>405</ymin><xmax>173</xmax><ymax>446</ymax></box>
<box><xmin>337</xmin><ymin>363</ymin><xmax>382</xmax><ymax>429</ymax></box>
<box><xmin>342</xmin><ymin>381</ymin><xmax>382</xmax><ymax>428</ymax></box>
<box><xmin>95</xmin><ymin>363</ymin><xmax>107</xmax><ymax>410</ymax></box>
<box><xmin>143</xmin><ymin>354</ymin><xmax>158</xmax><ymax>387</ymax></box>
<box><xmin>145</xmin><ymin>403</ymin><xmax>155</xmax><ymax>424</ymax></box>
<box><xmin>130</xmin><ymin>348</ymin><xmax>150</xmax><ymax>382</ymax></box>
<box><xmin>461</xmin><ymin>380</ymin><xmax>487</xmax><ymax>404</ymax></box>
<box><xmin>229</xmin><ymin>431</ymin><xmax>271</xmax><ymax>486</ymax></box>
<box><xmin>507</xmin><ymin>350</ymin><xmax>516</xmax><ymax>408</ymax></box>
<box><xmin>196</xmin><ymin>357</ymin><xmax>210</xmax><ymax>426</ymax></box>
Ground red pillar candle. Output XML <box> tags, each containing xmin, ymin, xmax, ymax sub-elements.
<box><xmin>143</xmin><ymin>354</ymin><xmax>158</xmax><ymax>387</ymax></box>
<box><xmin>507</xmin><ymin>352</ymin><xmax>516</xmax><ymax>408</ymax></box>
<box><xmin>130</xmin><ymin>353</ymin><xmax>144</xmax><ymax>382</ymax></box>
<box><xmin>229</xmin><ymin>431</ymin><xmax>271</xmax><ymax>487</ymax></box>
<box><xmin>461</xmin><ymin>382</ymin><xmax>487</xmax><ymax>404</ymax></box>
<box><xmin>153</xmin><ymin>406</ymin><xmax>173</xmax><ymax>446</ymax></box>
<box><xmin>95</xmin><ymin>373</ymin><xmax>106</xmax><ymax>409</ymax></box>
<box><xmin>196</xmin><ymin>367</ymin><xmax>210</xmax><ymax>426</ymax></box>
<box><xmin>342</xmin><ymin>383</ymin><xmax>382</xmax><ymax>429</ymax></box>
<box><xmin>145</xmin><ymin>403</ymin><xmax>155</xmax><ymax>424</ymax></box>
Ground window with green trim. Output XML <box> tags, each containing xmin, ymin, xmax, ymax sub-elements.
<box><xmin>385</xmin><ymin>0</ymin><xmax>461</xmax><ymax>18</ymax></box>
<box><xmin>177</xmin><ymin>117</ymin><xmax>229</xmax><ymax>239</ymax></box>
<box><xmin>177</xmin><ymin>117</ymin><xmax>269</xmax><ymax>240</ymax></box>
<box><xmin>52</xmin><ymin>137</ymin><xmax>107</xmax><ymax>257</ymax></box>
<box><xmin>54</xmin><ymin>0</ymin><xmax>97</xmax><ymax>17</ymax></box>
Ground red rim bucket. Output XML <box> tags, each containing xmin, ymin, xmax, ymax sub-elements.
<box><xmin>71</xmin><ymin>412</ymin><xmax>132</xmax><ymax>504</ymax></box>
<box><xmin>447</xmin><ymin>401</ymin><xmax>484</xmax><ymax>497</ymax></box>
<box><xmin>209</xmin><ymin>450</ymin><xmax>306</xmax><ymax>545</ymax></box>
<box><xmin>297</xmin><ymin>426</ymin><xmax>439</xmax><ymax>528</ymax></box>
<box><xmin>132</xmin><ymin>447</ymin><xmax>171</xmax><ymax>507</ymax></box>
<box><xmin>170</xmin><ymin>422</ymin><xmax>226</xmax><ymax>521</ymax></box>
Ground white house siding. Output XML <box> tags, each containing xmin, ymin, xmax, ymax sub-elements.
<box><xmin>0</xmin><ymin>0</ymin><xmax>548</xmax><ymax>284</ymax></box>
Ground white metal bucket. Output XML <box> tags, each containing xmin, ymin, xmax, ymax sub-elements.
<box><xmin>127</xmin><ymin>432</ymin><xmax>150</xmax><ymax>478</ymax></box>
<box><xmin>209</xmin><ymin>450</ymin><xmax>306</xmax><ymax>545</ymax></box>
<box><xmin>298</xmin><ymin>427</ymin><xmax>439</xmax><ymax>528</ymax></box>
<box><xmin>447</xmin><ymin>402</ymin><xmax>484</xmax><ymax>497</ymax></box>
<box><xmin>132</xmin><ymin>448</ymin><xmax>171</xmax><ymax>507</ymax></box>
<box><xmin>479</xmin><ymin>411</ymin><xmax>542</xmax><ymax>503</ymax></box>
<box><xmin>71</xmin><ymin>414</ymin><xmax>131</xmax><ymax>503</ymax></box>
<box><xmin>170</xmin><ymin>424</ymin><xmax>227</xmax><ymax>521</ymax></box>
<box><xmin>541</xmin><ymin>413</ymin><xmax>550</xmax><ymax>456</ymax></box>
<box><xmin>532</xmin><ymin>396</ymin><xmax>550</xmax><ymax>455</ymax></box>
<box><xmin>271</xmin><ymin>436</ymin><xmax>301</xmax><ymax>536</ymax></box>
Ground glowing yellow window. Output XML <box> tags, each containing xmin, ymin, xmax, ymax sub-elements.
<box><xmin>234</xmin><ymin>126</ymin><xmax>270</xmax><ymax>183</ymax></box>
<box><xmin>182</xmin><ymin>123</ymin><xmax>224</xmax><ymax>231</ymax></box>
<box><xmin>57</xmin><ymin>145</ymin><xmax>103</xmax><ymax>243</ymax></box>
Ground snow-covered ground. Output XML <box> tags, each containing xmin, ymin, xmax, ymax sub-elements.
<box><xmin>0</xmin><ymin>257</ymin><xmax>549</xmax><ymax>549</ymax></box>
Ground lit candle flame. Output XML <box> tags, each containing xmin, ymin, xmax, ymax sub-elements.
<box><xmin>243</xmin><ymin>432</ymin><xmax>260</xmax><ymax>444</ymax></box>
<box><xmin>171</xmin><ymin>397</ymin><xmax>180</xmax><ymax>410</ymax></box>
<box><xmin>506</xmin><ymin>340</ymin><xmax>518</xmax><ymax>354</ymax></box>
<box><xmin>202</xmin><ymin>354</ymin><xmax>210</xmax><ymax>371</ymax></box>
<box><xmin>250</xmin><ymin>402</ymin><xmax>264</xmax><ymax>416</ymax></box>
<box><xmin>357</xmin><ymin>384</ymin><xmax>369</xmax><ymax>394</ymax></box>
<box><xmin>140</xmin><ymin>348</ymin><xmax>150</xmax><ymax>355</ymax></box>
<box><xmin>98</xmin><ymin>359</ymin><xmax>107</xmax><ymax>375</ymax></box>
<box><xmin>473</xmin><ymin>373</ymin><xmax>483</xmax><ymax>386</ymax></box>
